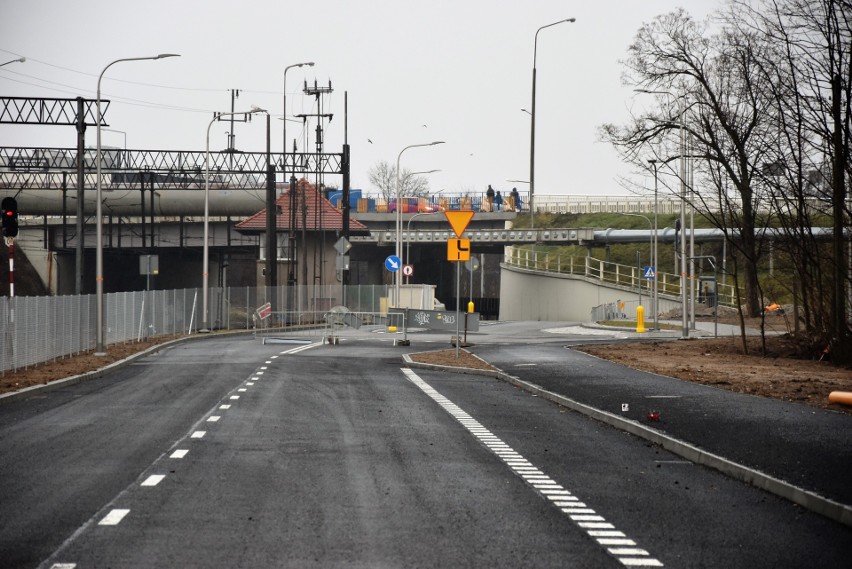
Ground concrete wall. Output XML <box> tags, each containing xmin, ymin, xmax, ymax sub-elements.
<box><xmin>498</xmin><ymin>263</ymin><xmax>681</xmax><ymax>322</ymax></box>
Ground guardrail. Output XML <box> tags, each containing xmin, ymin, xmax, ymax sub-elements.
<box><xmin>503</xmin><ymin>247</ymin><xmax>738</xmax><ymax>309</ymax></box>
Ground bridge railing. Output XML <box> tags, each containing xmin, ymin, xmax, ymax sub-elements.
<box><xmin>503</xmin><ymin>247</ymin><xmax>738</xmax><ymax>309</ymax></box>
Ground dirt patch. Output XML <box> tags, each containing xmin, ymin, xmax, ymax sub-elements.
<box><xmin>577</xmin><ymin>336</ymin><xmax>852</xmax><ymax>415</ymax></box>
<box><xmin>0</xmin><ymin>338</ymin><xmax>174</xmax><ymax>394</ymax></box>
<box><xmin>408</xmin><ymin>348</ymin><xmax>499</xmax><ymax>371</ymax></box>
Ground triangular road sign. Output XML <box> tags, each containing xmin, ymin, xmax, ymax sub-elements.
<box><xmin>444</xmin><ymin>210</ymin><xmax>475</xmax><ymax>237</ymax></box>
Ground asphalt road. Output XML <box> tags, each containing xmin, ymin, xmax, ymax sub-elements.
<box><xmin>1</xmin><ymin>330</ymin><xmax>850</xmax><ymax>568</ymax></box>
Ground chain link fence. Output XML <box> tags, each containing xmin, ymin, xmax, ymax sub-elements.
<box><xmin>0</xmin><ymin>284</ymin><xmax>392</xmax><ymax>373</ymax></box>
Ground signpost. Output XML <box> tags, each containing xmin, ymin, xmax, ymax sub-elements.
<box><xmin>447</xmin><ymin>238</ymin><xmax>471</xmax><ymax>261</ymax></box>
<box><xmin>385</xmin><ymin>255</ymin><xmax>401</xmax><ymax>273</ymax></box>
<box><xmin>256</xmin><ymin>302</ymin><xmax>272</xmax><ymax>320</ymax></box>
<box><xmin>444</xmin><ymin>210</ymin><xmax>474</xmax><ymax>358</ymax></box>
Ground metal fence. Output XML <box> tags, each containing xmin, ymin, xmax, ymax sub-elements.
<box><xmin>0</xmin><ymin>284</ymin><xmax>393</xmax><ymax>373</ymax></box>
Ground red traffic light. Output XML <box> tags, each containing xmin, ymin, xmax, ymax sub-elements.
<box><xmin>1</xmin><ymin>196</ymin><xmax>19</xmax><ymax>238</ymax></box>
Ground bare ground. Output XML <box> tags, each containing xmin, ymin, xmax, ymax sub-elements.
<box><xmin>2</xmin><ymin>332</ymin><xmax>851</xmax><ymax>416</ymax></box>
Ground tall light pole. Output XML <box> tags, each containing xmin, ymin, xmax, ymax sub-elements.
<box><xmin>635</xmin><ymin>88</ymin><xmax>689</xmax><ymax>337</ymax></box>
<box><xmin>283</xmin><ymin>62</ymin><xmax>314</xmax><ymax>155</ymax></box>
<box><xmin>202</xmin><ymin>107</ymin><xmax>265</xmax><ymax>332</ymax></box>
<box><xmin>96</xmin><ymin>53</ymin><xmax>178</xmax><ymax>354</ymax></box>
<box><xmin>529</xmin><ymin>18</ymin><xmax>575</xmax><ymax>230</ymax></box>
<box><xmin>649</xmin><ymin>159</ymin><xmax>659</xmax><ymax>331</ymax></box>
<box><xmin>405</xmin><ymin>208</ymin><xmax>442</xmax><ymax>283</ymax></box>
<box><xmin>395</xmin><ymin>142</ymin><xmax>444</xmax><ymax>306</ymax></box>
<box><xmin>0</xmin><ymin>56</ymin><xmax>25</xmax><ymax>67</ymax></box>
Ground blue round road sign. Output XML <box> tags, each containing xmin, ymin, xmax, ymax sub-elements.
<box><xmin>385</xmin><ymin>255</ymin><xmax>401</xmax><ymax>272</ymax></box>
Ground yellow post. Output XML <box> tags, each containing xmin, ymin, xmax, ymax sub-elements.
<box><xmin>467</xmin><ymin>300</ymin><xmax>475</xmax><ymax>313</ymax></box>
<box><xmin>636</xmin><ymin>305</ymin><xmax>647</xmax><ymax>333</ymax></box>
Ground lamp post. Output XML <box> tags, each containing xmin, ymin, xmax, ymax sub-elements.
<box><xmin>395</xmin><ymin>142</ymin><xmax>444</xmax><ymax>307</ymax></box>
<box><xmin>202</xmin><ymin>107</ymin><xmax>265</xmax><ymax>332</ymax></box>
<box><xmin>405</xmin><ymin>209</ymin><xmax>443</xmax><ymax>283</ymax></box>
<box><xmin>615</xmin><ymin>212</ymin><xmax>653</xmax><ymax>323</ymax></box>
<box><xmin>283</xmin><ymin>62</ymin><xmax>314</xmax><ymax>155</ymax></box>
<box><xmin>0</xmin><ymin>56</ymin><xmax>25</xmax><ymax>67</ymax></box>
<box><xmin>648</xmin><ymin>159</ymin><xmax>659</xmax><ymax>331</ymax></box>
<box><xmin>96</xmin><ymin>53</ymin><xmax>178</xmax><ymax>354</ymax></box>
<box><xmin>634</xmin><ymin>88</ymin><xmax>689</xmax><ymax>337</ymax></box>
<box><xmin>529</xmin><ymin>18</ymin><xmax>575</xmax><ymax>231</ymax></box>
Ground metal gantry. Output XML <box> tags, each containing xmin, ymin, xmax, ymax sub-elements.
<box><xmin>0</xmin><ymin>97</ymin><xmax>104</xmax><ymax>126</ymax></box>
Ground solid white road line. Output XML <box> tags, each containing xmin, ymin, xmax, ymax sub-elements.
<box><xmin>401</xmin><ymin>367</ymin><xmax>664</xmax><ymax>568</ymax></box>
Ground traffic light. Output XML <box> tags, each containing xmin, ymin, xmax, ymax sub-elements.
<box><xmin>1</xmin><ymin>197</ymin><xmax>19</xmax><ymax>238</ymax></box>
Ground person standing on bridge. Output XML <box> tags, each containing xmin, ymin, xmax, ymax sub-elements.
<box><xmin>485</xmin><ymin>184</ymin><xmax>495</xmax><ymax>211</ymax></box>
<box><xmin>511</xmin><ymin>187</ymin><xmax>521</xmax><ymax>212</ymax></box>
<box><xmin>494</xmin><ymin>190</ymin><xmax>503</xmax><ymax>211</ymax></box>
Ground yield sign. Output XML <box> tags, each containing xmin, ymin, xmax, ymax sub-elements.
<box><xmin>334</xmin><ymin>236</ymin><xmax>351</xmax><ymax>255</ymax></box>
<box><xmin>444</xmin><ymin>210</ymin><xmax>475</xmax><ymax>237</ymax></box>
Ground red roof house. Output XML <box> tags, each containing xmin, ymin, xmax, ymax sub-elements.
<box><xmin>235</xmin><ymin>178</ymin><xmax>368</xmax><ymax>233</ymax></box>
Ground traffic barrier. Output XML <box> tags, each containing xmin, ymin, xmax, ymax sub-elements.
<box><xmin>828</xmin><ymin>391</ymin><xmax>852</xmax><ymax>406</ymax></box>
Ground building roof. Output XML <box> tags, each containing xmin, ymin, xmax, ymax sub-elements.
<box><xmin>235</xmin><ymin>178</ymin><xmax>368</xmax><ymax>234</ymax></box>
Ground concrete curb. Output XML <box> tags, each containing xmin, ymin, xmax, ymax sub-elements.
<box><xmin>403</xmin><ymin>352</ymin><xmax>852</xmax><ymax>529</ymax></box>
<box><xmin>0</xmin><ymin>330</ymin><xmax>254</xmax><ymax>406</ymax></box>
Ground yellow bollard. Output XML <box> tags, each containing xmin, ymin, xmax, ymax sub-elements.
<box><xmin>636</xmin><ymin>305</ymin><xmax>647</xmax><ymax>333</ymax></box>
<box><xmin>468</xmin><ymin>301</ymin><xmax>475</xmax><ymax>313</ymax></box>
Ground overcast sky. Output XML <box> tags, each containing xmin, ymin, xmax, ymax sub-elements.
<box><xmin>1</xmin><ymin>0</ymin><xmax>719</xmax><ymax>198</ymax></box>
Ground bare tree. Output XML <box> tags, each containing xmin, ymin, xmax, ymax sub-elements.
<box><xmin>601</xmin><ymin>8</ymin><xmax>772</xmax><ymax>321</ymax></box>
<box><xmin>368</xmin><ymin>161</ymin><xmax>431</xmax><ymax>201</ymax></box>
<box><xmin>730</xmin><ymin>0</ymin><xmax>851</xmax><ymax>361</ymax></box>
<box><xmin>602</xmin><ymin>1</ymin><xmax>851</xmax><ymax>361</ymax></box>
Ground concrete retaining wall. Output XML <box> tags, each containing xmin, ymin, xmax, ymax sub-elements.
<box><xmin>498</xmin><ymin>263</ymin><xmax>681</xmax><ymax>321</ymax></box>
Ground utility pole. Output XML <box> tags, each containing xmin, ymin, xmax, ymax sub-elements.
<box><xmin>298</xmin><ymin>79</ymin><xmax>333</xmax><ymax>289</ymax></box>
<box><xmin>228</xmin><ymin>89</ymin><xmax>239</xmax><ymax>168</ymax></box>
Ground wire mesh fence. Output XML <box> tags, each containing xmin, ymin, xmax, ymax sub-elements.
<box><xmin>0</xmin><ymin>284</ymin><xmax>391</xmax><ymax>373</ymax></box>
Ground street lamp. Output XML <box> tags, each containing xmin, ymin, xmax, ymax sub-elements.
<box><xmin>395</xmin><ymin>142</ymin><xmax>445</xmax><ymax>307</ymax></box>
<box><xmin>405</xmin><ymin>209</ymin><xmax>443</xmax><ymax>283</ymax></box>
<box><xmin>614</xmin><ymin>212</ymin><xmax>654</xmax><ymax>323</ymax></box>
<box><xmin>635</xmin><ymin>88</ymin><xmax>689</xmax><ymax>338</ymax></box>
<box><xmin>649</xmin><ymin>159</ymin><xmax>659</xmax><ymax>331</ymax></box>
<box><xmin>283</xmin><ymin>62</ymin><xmax>314</xmax><ymax>155</ymax></box>
<box><xmin>96</xmin><ymin>53</ymin><xmax>179</xmax><ymax>354</ymax></box>
<box><xmin>202</xmin><ymin>107</ymin><xmax>266</xmax><ymax>331</ymax></box>
<box><xmin>529</xmin><ymin>18</ymin><xmax>575</xmax><ymax>230</ymax></box>
<box><xmin>0</xmin><ymin>56</ymin><xmax>25</xmax><ymax>67</ymax></box>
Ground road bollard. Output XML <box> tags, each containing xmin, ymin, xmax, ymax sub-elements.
<box><xmin>636</xmin><ymin>305</ymin><xmax>646</xmax><ymax>333</ymax></box>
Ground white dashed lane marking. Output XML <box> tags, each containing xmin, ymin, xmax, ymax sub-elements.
<box><xmin>170</xmin><ymin>449</ymin><xmax>189</xmax><ymax>458</ymax></box>
<box><xmin>141</xmin><ymin>475</ymin><xmax>165</xmax><ymax>487</ymax></box>
<box><xmin>98</xmin><ymin>509</ymin><xmax>130</xmax><ymax>526</ymax></box>
<box><xmin>207</xmin><ymin>416</ymin><xmax>220</xmax><ymax>422</ymax></box>
<box><xmin>191</xmin><ymin>431</ymin><xmax>206</xmax><ymax>439</ymax></box>
<box><xmin>402</xmin><ymin>368</ymin><xmax>664</xmax><ymax>568</ymax></box>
